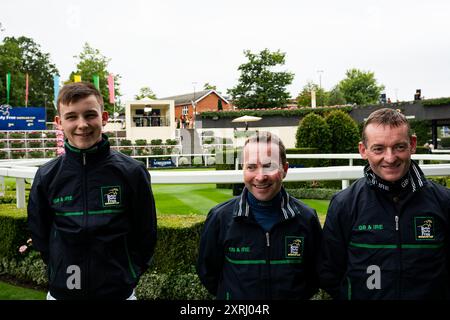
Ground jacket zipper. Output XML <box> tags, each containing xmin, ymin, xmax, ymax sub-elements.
<box><xmin>82</xmin><ymin>152</ymin><xmax>88</xmax><ymax>294</ymax></box>
<box><xmin>265</xmin><ymin>232</ymin><xmax>271</xmax><ymax>299</ymax></box>
<box><xmin>395</xmin><ymin>213</ymin><xmax>401</xmax><ymax>299</ymax></box>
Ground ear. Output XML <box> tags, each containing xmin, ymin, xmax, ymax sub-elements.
<box><xmin>54</xmin><ymin>115</ymin><xmax>62</xmax><ymax>129</ymax></box>
<box><xmin>102</xmin><ymin>111</ymin><xmax>109</xmax><ymax>126</ymax></box>
<box><xmin>358</xmin><ymin>141</ymin><xmax>368</xmax><ymax>160</ymax></box>
<box><xmin>410</xmin><ymin>135</ymin><xmax>417</xmax><ymax>154</ymax></box>
<box><xmin>282</xmin><ymin>162</ymin><xmax>289</xmax><ymax>178</ymax></box>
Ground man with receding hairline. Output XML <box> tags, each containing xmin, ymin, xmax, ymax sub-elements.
<box><xmin>319</xmin><ymin>108</ymin><xmax>450</xmax><ymax>300</ymax></box>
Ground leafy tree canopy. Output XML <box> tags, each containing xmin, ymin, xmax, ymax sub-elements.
<box><xmin>227</xmin><ymin>48</ymin><xmax>294</xmax><ymax>109</ymax></box>
<box><xmin>203</xmin><ymin>82</ymin><xmax>217</xmax><ymax>90</ymax></box>
<box><xmin>135</xmin><ymin>86</ymin><xmax>157</xmax><ymax>100</ymax></box>
<box><xmin>296</xmin><ymin>81</ymin><xmax>329</xmax><ymax>107</ymax></box>
<box><xmin>338</xmin><ymin>68</ymin><xmax>384</xmax><ymax>105</ymax></box>
<box><xmin>68</xmin><ymin>42</ymin><xmax>121</xmax><ymax>115</ymax></box>
<box><xmin>0</xmin><ymin>36</ymin><xmax>59</xmax><ymax>121</ymax></box>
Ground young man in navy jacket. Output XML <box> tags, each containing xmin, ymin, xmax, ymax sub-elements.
<box><xmin>28</xmin><ymin>82</ymin><xmax>157</xmax><ymax>300</ymax></box>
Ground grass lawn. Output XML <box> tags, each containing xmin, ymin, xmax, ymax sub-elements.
<box><xmin>153</xmin><ymin>183</ymin><xmax>329</xmax><ymax>222</ymax></box>
<box><xmin>3</xmin><ymin>177</ymin><xmax>329</xmax><ymax>220</ymax></box>
<box><xmin>0</xmin><ymin>281</ymin><xmax>45</xmax><ymax>300</ymax></box>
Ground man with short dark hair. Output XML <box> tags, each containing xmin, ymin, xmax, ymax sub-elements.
<box><xmin>319</xmin><ymin>108</ymin><xmax>450</xmax><ymax>300</ymax></box>
<box><xmin>28</xmin><ymin>82</ymin><xmax>157</xmax><ymax>300</ymax></box>
<box><xmin>197</xmin><ymin>131</ymin><xmax>322</xmax><ymax>300</ymax></box>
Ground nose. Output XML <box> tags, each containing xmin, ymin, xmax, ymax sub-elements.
<box><xmin>383</xmin><ymin>147</ymin><xmax>397</xmax><ymax>163</ymax></box>
<box><xmin>255</xmin><ymin>168</ymin><xmax>267</xmax><ymax>181</ymax></box>
<box><xmin>76</xmin><ymin>117</ymin><xmax>89</xmax><ymax>129</ymax></box>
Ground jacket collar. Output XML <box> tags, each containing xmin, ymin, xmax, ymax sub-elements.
<box><xmin>64</xmin><ymin>134</ymin><xmax>110</xmax><ymax>161</ymax></box>
<box><xmin>234</xmin><ymin>187</ymin><xmax>299</xmax><ymax>221</ymax></box>
<box><xmin>364</xmin><ymin>159</ymin><xmax>427</xmax><ymax>194</ymax></box>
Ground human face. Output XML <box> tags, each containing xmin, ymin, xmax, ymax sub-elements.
<box><xmin>243</xmin><ymin>141</ymin><xmax>289</xmax><ymax>201</ymax></box>
<box><xmin>359</xmin><ymin>123</ymin><xmax>417</xmax><ymax>182</ymax></box>
<box><xmin>55</xmin><ymin>95</ymin><xmax>108</xmax><ymax>150</ymax></box>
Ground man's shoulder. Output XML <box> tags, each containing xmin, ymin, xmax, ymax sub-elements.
<box><xmin>287</xmin><ymin>194</ymin><xmax>317</xmax><ymax>219</ymax></box>
<box><xmin>208</xmin><ymin>197</ymin><xmax>239</xmax><ymax>220</ymax></box>
<box><xmin>36</xmin><ymin>156</ymin><xmax>63</xmax><ymax>176</ymax></box>
<box><xmin>108</xmin><ymin>149</ymin><xmax>146</xmax><ymax>171</ymax></box>
<box><xmin>331</xmin><ymin>177</ymin><xmax>367</xmax><ymax>203</ymax></box>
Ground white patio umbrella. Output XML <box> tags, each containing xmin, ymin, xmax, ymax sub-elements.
<box><xmin>231</xmin><ymin>115</ymin><xmax>262</xmax><ymax>130</ymax></box>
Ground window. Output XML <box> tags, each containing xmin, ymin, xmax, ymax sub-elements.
<box><xmin>182</xmin><ymin>105</ymin><xmax>189</xmax><ymax>115</ymax></box>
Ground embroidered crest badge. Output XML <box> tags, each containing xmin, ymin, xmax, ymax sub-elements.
<box><xmin>415</xmin><ymin>217</ymin><xmax>435</xmax><ymax>240</ymax></box>
<box><xmin>285</xmin><ymin>236</ymin><xmax>304</xmax><ymax>258</ymax></box>
<box><xmin>101</xmin><ymin>186</ymin><xmax>121</xmax><ymax>207</ymax></box>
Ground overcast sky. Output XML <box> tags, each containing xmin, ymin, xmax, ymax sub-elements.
<box><xmin>1</xmin><ymin>0</ymin><xmax>450</xmax><ymax>103</ymax></box>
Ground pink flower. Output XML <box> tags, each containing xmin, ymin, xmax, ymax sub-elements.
<box><xmin>19</xmin><ymin>245</ymin><xmax>28</xmax><ymax>254</ymax></box>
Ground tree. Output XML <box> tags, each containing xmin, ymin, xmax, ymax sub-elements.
<box><xmin>203</xmin><ymin>82</ymin><xmax>217</xmax><ymax>90</ymax></box>
<box><xmin>68</xmin><ymin>43</ymin><xmax>121</xmax><ymax>115</ymax></box>
<box><xmin>0</xmin><ymin>36</ymin><xmax>59</xmax><ymax>120</ymax></box>
<box><xmin>325</xmin><ymin>110</ymin><xmax>360</xmax><ymax>153</ymax></box>
<box><xmin>135</xmin><ymin>86</ymin><xmax>157</xmax><ymax>100</ymax></box>
<box><xmin>227</xmin><ymin>49</ymin><xmax>294</xmax><ymax>109</ymax></box>
<box><xmin>338</xmin><ymin>68</ymin><xmax>384</xmax><ymax>105</ymax></box>
<box><xmin>296</xmin><ymin>81</ymin><xmax>329</xmax><ymax>107</ymax></box>
<box><xmin>296</xmin><ymin>113</ymin><xmax>331</xmax><ymax>153</ymax></box>
<box><xmin>327</xmin><ymin>85</ymin><xmax>346</xmax><ymax>106</ymax></box>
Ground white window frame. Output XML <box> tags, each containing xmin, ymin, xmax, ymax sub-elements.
<box><xmin>182</xmin><ymin>105</ymin><xmax>189</xmax><ymax>115</ymax></box>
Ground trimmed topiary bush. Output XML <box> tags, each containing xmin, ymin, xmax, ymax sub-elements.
<box><xmin>296</xmin><ymin>113</ymin><xmax>331</xmax><ymax>153</ymax></box>
<box><xmin>325</xmin><ymin>110</ymin><xmax>360</xmax><ymax>153</ymax></box>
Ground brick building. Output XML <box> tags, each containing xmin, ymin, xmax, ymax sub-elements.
<box><xmin>161</xmin><ymin>90</ymin><xmax>232</xmax><ymax>123</ymax></box>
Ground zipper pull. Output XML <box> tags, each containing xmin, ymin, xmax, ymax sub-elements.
<box><xmin>395</xmin><ymin>215</ymin><xmax>399</xmax><ymax>231</ymax></box>
<box><xmin>265</xmin><ymin>232</ymin><xmax>270</xmax><ymax>247</ymax></box>
<box><xmin>83</xmin><ymin>153</ymin><xmax>86</xmax><ymax>165</ymax></box>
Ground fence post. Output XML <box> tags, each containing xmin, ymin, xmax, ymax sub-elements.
<box><xmin>342</xmin><ymin>179</ymin><xmax>349</xmax><ymax>190</ymax></box>
<box><xmin>0</xmin><ymin>176</ymin><xmax>4</xmax><ymax>197</ymax></box>
<box><xmin>16</xmin><ymin>177</ymin><xmax>26</xmax><ymax>209</ymax></box>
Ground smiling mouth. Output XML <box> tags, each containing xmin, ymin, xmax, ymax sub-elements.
<box><xmin>381</xmin><ymin>163</ymin><xmax>401</xmax><ymax>170</ymax></box>
<box><xmin>75</xmin><ymin>133</ymin><xmax>92</xmax><ymax>137</ymax></box>
<box><xmin>253</xmin><ymin>184</ymin><xmax>271</xmax><ymax>189</ymax></box>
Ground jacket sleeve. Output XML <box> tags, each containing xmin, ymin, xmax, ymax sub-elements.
<box><xmin>128</xmin><ymin>163</ymin><xmax>157</xmax><ymax>276</ymax></box>
<box><xmin>196</xmin><ymin>209</ymin><xmax>224</xmax><ymax>296</ymax></box>
<box><xmin>27</xmin><ymin>168</ymin><xmax>53</xmax><ymax>264</ymax></box>
<box><xmin>319</xmin><ymin>196</ymin><xmax>350</xmax><ymax>299</ymax></box>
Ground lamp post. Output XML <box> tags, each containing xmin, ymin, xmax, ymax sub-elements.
<box><xmin>317</xmin><ymin>70</ymin><xmax>324</xmax><ymax>89</ymax></box>
<box><xmin>192</xmin><ymin>82</ymin><xmax>197</xmax><ymax>128</ymax></box>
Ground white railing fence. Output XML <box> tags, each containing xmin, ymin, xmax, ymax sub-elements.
<box><xmin>1</xmin><ymin>154</ymin><xmax>450</xmax><ymax>209</ymax></box>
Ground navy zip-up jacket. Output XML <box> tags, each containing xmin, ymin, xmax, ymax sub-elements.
<box><xmin>27</xmin><ymin>135</ymin><xmax>157</xmax><ymax>299</ymax></box>
<box><xmin>319</xmin><ymin>177</ymin><xmax>450</xmax><ymax>300</ymax></box>
<box><xmin>197</xmin><ymin>187</ymin><xmax>322</xmax><ymax>300</ymax></box>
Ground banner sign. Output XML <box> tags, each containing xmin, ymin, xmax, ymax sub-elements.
<box><xmin>151</xmin><ymin>159</ymin><xmax>174</xmax><ymax>168</ymax></box>
<box><xmin>0</xmin><ymin>105</ymin><xmax>46</xmax><ymax>130</ymax></box>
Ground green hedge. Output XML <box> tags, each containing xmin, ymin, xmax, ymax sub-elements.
<box><xmin>286</xmin><ymin>188</ymin><xmax>339</xmax><ymax>200</ymax></box>
<box><xmin>421</xmin><ymin>97</ymin><xmax>450</xmax><ymax>106</ymax></box>
<box><xmin>0</xmin><ymin>205</ymin><xmax>209</xmax><ymax>299</ymax></box>
<box><xmin>201</xmin><ymin>106</ymin><xmax>352</xmax><ymax>119</ymax></box>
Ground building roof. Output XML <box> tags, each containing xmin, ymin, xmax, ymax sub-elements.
<box><xmin>161</xmin><ymin>89</ymin><xmax>229</xmax><ymax>105</ymax></box>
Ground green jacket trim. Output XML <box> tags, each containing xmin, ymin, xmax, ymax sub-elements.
<box><xmin>225</xmin><ymin>256</ymin><xmax>303</xmax><ymax>265</ymax></box>
<box><xmin>55</xmin><ymin>209</ymin><xmax>124</xmax><ymax>216</ymax></box>
<box><xmin>350</xmin><ymin>241</ymin><xmax>444</xmax><ymax>249</ymax></box>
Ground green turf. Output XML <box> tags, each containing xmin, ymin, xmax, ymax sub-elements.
<box><xmin>0</xmin><ymin>281</ymin><xmax>45</xmax><ymax>300</ymax></box>
<box><xmin>152</xmin><ymin>183</ymin><xmax>329</xmax><ymax>221</ymax></box>
<box><xmin>152</xmin><ymin>184</ymin><xmax>233</xmax><ymax>215</ymax></box>
<box><xmin>3</xmin><ymin>177</ymin><xmax>329</xmax><ymax>220</ymax></box>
